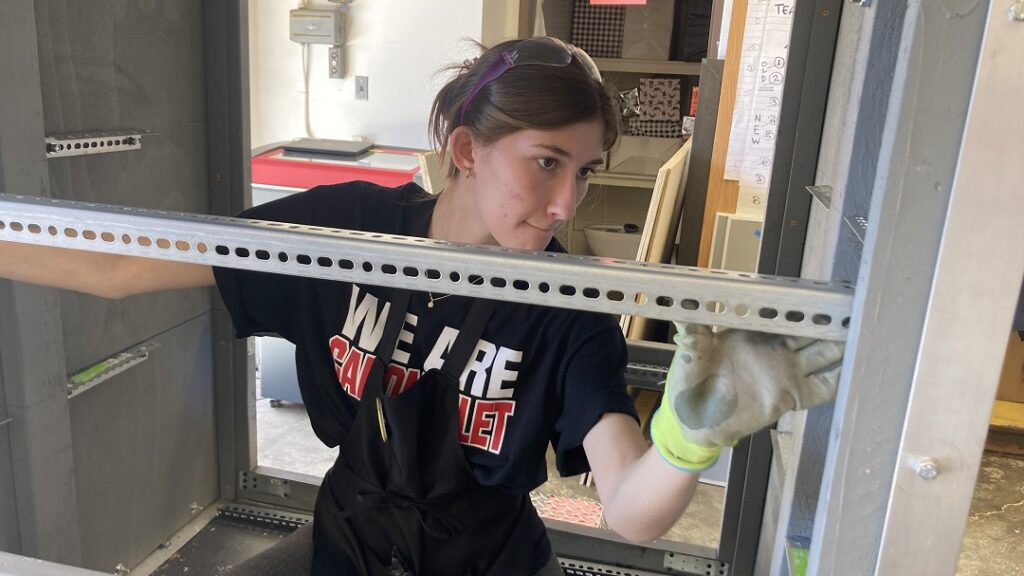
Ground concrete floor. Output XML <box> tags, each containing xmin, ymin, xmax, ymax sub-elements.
<box><xmin>255</xmin><ymin>397</ymin><xmax>1024</xmax><ymax>574</ymax></box>
<box><xmin>956</xmin><ymin>453</ymin><xmax>1024</xmax><ymax>576</ymax></box>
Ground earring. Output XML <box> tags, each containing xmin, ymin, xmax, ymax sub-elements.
<box><xmin>465</xmin><ymin>168</ymin><xmax>473</xmax><ymax>179</ymax></box>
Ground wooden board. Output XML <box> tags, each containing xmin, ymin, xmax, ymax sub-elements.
<box><xmin>620</xmin><ymin>140</ymin><xmax>692</xmax><ymax>340</ymax></box>
<box><xmin>985</xmin><ymin>400</ymin><xmax>1024</xmax><ymax>456</ymax></box>
<box><xmin>697</xmin><ymin>0</ymin><xmax>748</xmax><ymax>267</ymax></box>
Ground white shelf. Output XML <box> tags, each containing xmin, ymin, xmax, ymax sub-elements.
<box><xmin>589</xmin><ymin>171</ymin><xmax>657</xmax><ymax>188</ymax></box>
<box><xmin>593</xmin><ymin>58</ymin><xmax>701</xmax><ymax>76</ymax></box>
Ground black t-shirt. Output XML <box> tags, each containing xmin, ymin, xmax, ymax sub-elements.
<box><xmin>214</xmin><ymin>181</ymin><xmax>638</xmax><ymax>494</ymax></box>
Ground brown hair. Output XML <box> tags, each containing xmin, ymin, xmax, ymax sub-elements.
<box><xmin>429</xmin><ymin>39</ymin><xmax>621</xmax><ymax>178</ymax></box>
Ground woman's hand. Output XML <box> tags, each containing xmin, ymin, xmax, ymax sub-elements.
<box><xmin>651</xmin><ymin>322</ymin><xmax>845</xmax><ymax>471</ymax></box>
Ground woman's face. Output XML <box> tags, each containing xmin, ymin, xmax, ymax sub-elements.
<box><xmin>470</xmin><ymin>120</ymin><xmax>606</xmax><ymax>251</ymax></box>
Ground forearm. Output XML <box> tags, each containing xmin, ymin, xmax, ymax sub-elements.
<box><xmin>583</xmin><ymin>413</ymin><xmax>701</xmax><ymax>544</ymax></box>
<box><xmin>0</xmin><ymin>240</ymin><xmax>215</xmax><ymax>298</ymax></box>
<box><xmin>599</xmin><ymin>447</ymin><xmax>700</xmax><ymax>543</ymax></box>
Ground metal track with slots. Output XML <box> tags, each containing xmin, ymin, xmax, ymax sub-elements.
<box><xmin>0</xmin><ymin>194</ymin><xmax>854</xmax><ymax>340</ymax></box>
<box><xmin>217</xmin><ymin>503</ymin><xmax>311</xmax><ymax>530</ymax></box>
<box><xmin>560</xmin><ymin>555</ymin><xmax>728</xmax><ymax>576</ymax></box>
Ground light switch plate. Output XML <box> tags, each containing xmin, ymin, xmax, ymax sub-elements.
<box><xmin>355</xmin><ymin>76</ymin><xmax>369</xmax><ymax>100</ymax></box>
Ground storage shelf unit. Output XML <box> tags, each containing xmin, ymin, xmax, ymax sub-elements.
<box><xmin>593</xmin><ymin>57</ymin><xmax>702</xmax><ymax>76</ymax></box>
<box><xmin>589</xmin><ymin>171</ymin><xmax>657</xmax><ymax>188</ymax></box>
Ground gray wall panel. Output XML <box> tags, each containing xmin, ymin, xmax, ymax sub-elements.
<box><xmin>27</xmin><ymin>2</ymin><xmax>216</xmax><ymax>567</ymax></box>
<box><xmin>0</xmin><ymin>352</ymin><xmax>20</xmax><ymax>554</ymax></box>
<box><xmin>0</xmin><ymin>0</ymin><xmax>84</xmax><ymax>564</ymax></box>
<box><xmin>60</xmin><ymin>289</ymin><xmax>211</xmax><ymax>375</ymax></box>
<box><xmin>69</xmin><ymin>313</ymin><xmax>217</xmax><ymax>572</ymax></box>
<box><xmin>31</xmin><ymin>0</ymin><xmax>211</xmax><ymax>372</ymax></box>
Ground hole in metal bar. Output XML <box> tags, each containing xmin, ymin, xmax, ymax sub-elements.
<box><xmin>759</xmin><ymin>308</ymin><xmax>779</xmax><ymax>319</ymax></box>
<box><xmin>255</xmin><ymin>249</ymin><xmax>270</xmax><ymax>260</ymax></box>
<box><xmin>785</xmin><ymin>311</ymin><xmax>805</xmax><ymax>323</ymax></box>
<box><xmin>449</xmin><ymin>271</ymin><xmax>462</xmax><ymax>282</ymax></box>
<box><xmin>360</xmin><ymin>261</ymin><xmax>372</xmax><ymax>272</ymax></box>
<box><xmin>426</xmin><ymin>269</ymin><xmax>441</xmax><ymax>280</ymax></box>
<box><xmin>338</xmin><ymin>259</ymin><xmax>353</xmax><ymax>269</ymax></box>
<box><xmin>403</xmin><ymin>267</ymin><xmax>419</xmax><ymax>278</ymax></box>
<box><xmin>681</xmin><ymin>299</ymin><xmax>700</xmax><ymax>310</ymax></box>
<box><xmin>0</xmin><ymin>221</ymin><xmax>6</xmax><ymax>230</ymax></box>
<box><xmin>156</xmin><ymin>238</ymin><xmax>171</xmax><ymax>249</ymax></box>
<box><xmin>513</xmin><ymin>280</ymin><xmax>530</xmax><ymax>291</ymax></box>
<box><xmin>842</xmin><ymin>317</ymin><xmax>851</xmax><ymax>328</ymax></box>
<box><xmin>10</xmin><ymin>222</ymin><xmax>25</xmax><ymax>232</ymax></box>
<box><xmin>706</xmin><ymin>301</ymin><xmax>726</xmax><ymax>314</ymax></box>
<box><xmin>174</xmin><ymin>240</ymin><xmax>190</xmax><ymax>251</ymax></box>
<box><xmin>812</xmin><ymin>314</ymin><xmax>832</xmax><ymax>325</ymax></box>
<box><xmin>277</xmin><ymin>252</ymin><xmax>289</xmax><ymax>262</ymax></box>
<box><xmin>583</xmin><ymin>287</ymin><xmax>599</xmax><ymax>299</ymax></box>
<box><xmin>28</xmin><ymin>224</ymin><xmax>42</xmax><ymax>234</ymax></box>
<box><xmin>468</xmin><ymin>274</ymin><xmax>483</xmax><ymax>285</ymax></box>
<box><xmin>656</xmin><ymin>296</ymin><xmax>673</xmax><ymax>307</ymax></box>
<box><xmin>102</xmin><ymin>232</ymin><xmax>115</xmax><ymax>242</ymax></box>
<box><xmin>298</xmin><ymin>255</ymin><xmax>313</xmax><ymax>265</ymax></box>
<box><xmin>318</xmin><ymin>257</ymin><xmax>333</xmax><ymax>267</ymax></box>
<box><xmin>382</xmin><ymin>264</ymin><xmax>397</xmax><ymax>275</ymax></box>
<box><xmin>197</xmin><ymin>243</ymin><xmax>208</xmax><ymax>254</ymax></box>
<box><xmin>216</xmin><ymin>245</ymin><xmax>230</xmax><ymax>255</ymax></box>
<box><xmin>49</xmin><ymin>226</ymin><xmax>59</xmax><ymax>236</ymax></box>
<box><xmin>607</xmin><ymin>290</ymin><xmax>624</xmax><ymax>302</ymax></box>
<box><xmin>636</xmin><ymin>293</ymin><xmax>648</xmax><ymax>305</ymax></box>
<box><xmin>559</xmin><ymin>285</ymin><xmax>576</xmax><ymax>296</ymax></box>
<box><xmin>538</xmin><ymin>282</ymin><xmax>550</xmax><ymax>294</ymax></box>
<box><xmin>735</xmin><ymin>304</ymin><xmax>750</xmax><ymax>317</ymax></box>
<box><xmin>138</xmin><ymin>236</ymin><xmax>151</xmax><ymax>246</ymax></box>
<box><xmin>490</xmin><ymin>277</ymin><xmax>506</xmax><ymax>288</ymax></box>
<box><xmin>122</xmin><ymin>234</ymin><xmax>133</xmax><ymax>245</ymax></box>
<box><xmin>235</xmin><ymin>247</ymin><xmax>250</xmax><ymax>258</ymax></box>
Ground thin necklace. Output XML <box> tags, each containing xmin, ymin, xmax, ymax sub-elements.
<box><xmin>427</xmin><ymin>276</ymin><xmax>483</xmax><ymax>308</ymax></box>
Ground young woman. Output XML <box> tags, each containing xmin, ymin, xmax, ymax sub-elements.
<box><xmin>0</xmin><ymin>37</ymin><xmax>840</xmax><ymax>576</ymax></box>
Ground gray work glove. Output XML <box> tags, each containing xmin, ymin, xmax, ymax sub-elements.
<box><xmin>651</xmin><ymin>322</ymin><xmax>844</xmax><ymax>471</ymax></box>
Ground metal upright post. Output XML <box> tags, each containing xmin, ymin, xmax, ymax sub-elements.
<box><xmin>874</xmin><ymin>3</ymin><xmax>1024</xmax><ymax>572</ymax></box>
<box><xmin>806</xmin><ymin>1</ymin><xmax>997</xmax><ymax>574</ymax></box>
<box><xmin>204</xmin><ymin>0</ymin><xmax>255</xmax><ymax>502</ymax></box>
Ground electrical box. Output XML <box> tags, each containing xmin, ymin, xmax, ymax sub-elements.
<box><xmin>289</xmin><ymin>9</ymin><xmax>344</xmax><ymax>45</ymax></box>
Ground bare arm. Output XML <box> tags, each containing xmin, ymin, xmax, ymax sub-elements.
<box><xmin>0</xmin><ymin>240</ymin><xmax>215</xmax><ymax>299</ymax></box>
<box><xmin>583</xmin><ymin>413</ymin><xmax>701</xmax><ymax>544</ymax></box>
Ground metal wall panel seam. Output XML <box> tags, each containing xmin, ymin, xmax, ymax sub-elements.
<box><xmin>0</xmin><ymin>194</ymin><xmax>854</xmax><ymax>341</ymax></box>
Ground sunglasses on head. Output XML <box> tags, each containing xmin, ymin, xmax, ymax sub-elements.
<box><xmin>458</xmin><ymin>37</ymin><xmax>603</xmax><ymax>125</ymax></box>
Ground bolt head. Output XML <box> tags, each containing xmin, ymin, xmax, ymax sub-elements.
<box><xmin>916</xmin><ymin>458</ymin><xmax>940</xmax><ymax>480</ymax></box>
<box><xmin>1010</xmin><ymin>2</ymin><xmax>1024</xmax><ymax>21</ymax></box>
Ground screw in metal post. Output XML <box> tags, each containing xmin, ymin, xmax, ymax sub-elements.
<box><xmin>916</xmin><ymin>458</ymin><xmax>940</xmax><ymax>480</ymax></box>
<box><xmin>114</xmin><ymin>563</ymin><xmax>130</xmax><ymax>575</ymax></box>
<box><xmin>189</xmin><ymin>501</ymin><xmax>202</xmax><ymax>514</ymax></box>
<box><xmin>1010</xmin><ymin>1</ymin><xmax>1024</xmax><ymax>20</ymax></box>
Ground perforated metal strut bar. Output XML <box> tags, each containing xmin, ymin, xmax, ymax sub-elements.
<box><xmin>0</xmin><ymin>194</ymin><xmax>853</xmax><ymax>340</ymax></box>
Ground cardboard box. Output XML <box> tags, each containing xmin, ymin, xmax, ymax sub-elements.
<box><xmin>997</xmin><ymin>332</ymin><xmax>1024</xmax><ymax>403</ymax></box>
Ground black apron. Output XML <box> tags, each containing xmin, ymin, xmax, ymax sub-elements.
<box><xmin>312</xmin><ymin>290</ymin><xmax>547</xmax><ymax>575</ymax></box>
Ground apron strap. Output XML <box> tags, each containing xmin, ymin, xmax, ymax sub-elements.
<box><xmin>440</xmin><ymin>298</ymin><xmax>496</xmax><ymax>380</ymax></box>
<box><xmin>374</xmin><ymin>288</ymin><xmax>412</xmax><ymax>367</ymax></box>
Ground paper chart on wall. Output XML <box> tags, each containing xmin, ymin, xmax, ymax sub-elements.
<box><xmin>724</xmin><ymin>0</ymin><xmax>795</xmax><ymax>217</ymax></box>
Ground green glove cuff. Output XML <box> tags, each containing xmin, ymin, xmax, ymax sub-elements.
<box><xmin>650</xmin><ymin>406</ymin><xmax>722</xmax><ymax>472</ymax></box>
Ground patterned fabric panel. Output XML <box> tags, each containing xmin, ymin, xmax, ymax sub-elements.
<box><xmin>570</xmin><ymin>0</ymin><xmax>625</xmax><ymax>59</ymax></box>
<box><xmin>638</xmin><ymin>77</ymin><xmax>682</xmax><ymax>121</ymax></box>
<box><xmin>626</xmin><ymin>118</ymin><xmax>683</xmax><ymax>138</ymax></box>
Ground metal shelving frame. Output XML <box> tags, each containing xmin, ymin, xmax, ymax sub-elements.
<box><xmin>1</xmin><ymin>1</ymin><xmax>1021</xmax><ymax>576</ymax></box>
<box><xmin>0</xmin><ymin>193</ymin><xmax>853</xmax><ymax>574</ymax></box>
